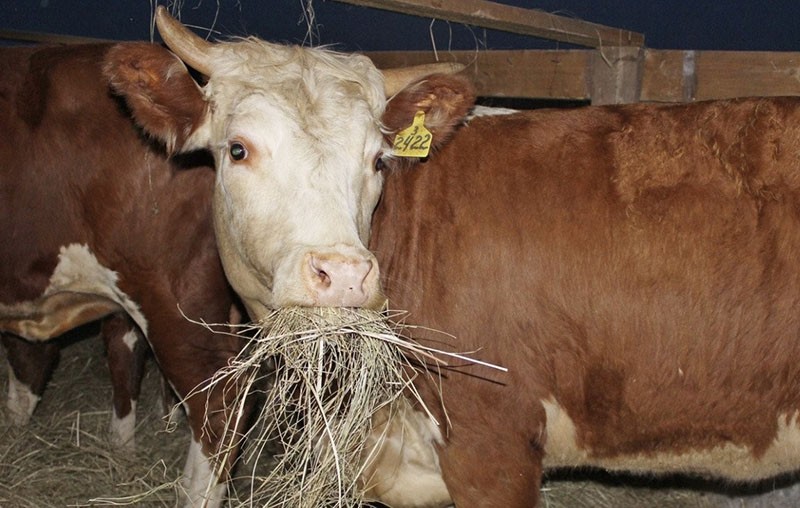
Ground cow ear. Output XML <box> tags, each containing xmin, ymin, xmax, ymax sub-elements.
<box><xmin>382</xmin><ymin>73</ymin><xmax>475</xmax><ymax>155</ymax></box>
<box><xmin>103</xmin><ymin>43</ymin><xmax>209</xmax><ymax>154</ymax></box>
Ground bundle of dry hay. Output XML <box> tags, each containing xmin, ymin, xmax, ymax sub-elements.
<box><xmin>194</xmin><ymin>307</ymin><xmax>464</xmax><ymax>508</ymax></box>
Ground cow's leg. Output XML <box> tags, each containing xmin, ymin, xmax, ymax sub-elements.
<box><xmin>161</xmin><ymin>293</ymin><xmax>244</xmax><ymax>427</ymax></box>
<box><xmin>144</xmin><ymin>310</ymin><xmax>245</xmax><ymax>508</ymax></box>
<box><xmin>2</xmin><ymin>334</ymin><xmax>60</xmax><ymax>425</ymax></box>
<box><xmin>441</xmin><ymin>429</ymin><xmax>545</xmax><ymax>507</ymax></box>
<box><xmin>178</xmin><ymin>369</ymin><xmax>253</xmax><ymax>508</ymax></box>
<box><xmin>436</xmin><ymin>393</ymin><xmax>547</xmax><ymax>508</ymax></box>
<box><xmin>175</xmin><ymin>303</ymin><xmax>249</xmax><ymax>508</ymax></box>
<box><xmin>360</xmin><ymin>397</ymin><xmax>452</xmax><ymax>506</ymax></box>
<box><xmin>181</xmin><ymin>434</ymin><xmax>227</xmax><ymax>508</ymax></box>
<box><xmin>102</xmin><ymin>313</ymin><xmax>147</xmax><ymax>450</ymax></box>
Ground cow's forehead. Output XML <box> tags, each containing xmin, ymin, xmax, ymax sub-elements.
<box><xmin>203</xmin><ymin>40</ymin><xmax>385</xmax><ymax>127</ymax></box>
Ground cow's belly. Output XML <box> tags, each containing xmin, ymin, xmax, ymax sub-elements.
<box><xmin>542</xmin><ymin>398</ymin><xmax>800</xmax><ymax>481</ymax></box>
<box><xmin>0</xmin><ymin>243</ymin><xmax>147</xmax><ymax>340</ymax></box>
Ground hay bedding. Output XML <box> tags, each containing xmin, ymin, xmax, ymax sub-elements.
<box><xmin>0</xmin><ymin>325</ymin><xmax>187</xmax><ymax>507</ymax></box>
<box><xmin>0</xmin><ymin>319</ymin><xmax>799</xmax><ymax>507</ymax></box>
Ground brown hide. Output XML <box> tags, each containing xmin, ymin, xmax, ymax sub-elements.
<box><xmin>370</xmin><ymin>98</ymin><xmax>800</xmax><ymax>506</ymax></box>
<box><xmin>0</xmin><ymin>44</ymin><xmax>241</xmax><ymax>457</ymax></box>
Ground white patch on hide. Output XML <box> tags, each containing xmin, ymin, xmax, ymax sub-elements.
<box><xmin>6</xmin><ymin>362</ymin><xmax>40</xmax><ymax>426</ymax></box>
<box><xmin>47</xmin><ymin>244</ymin><xmax>148</xmax><ymax>334</ymax></box>
<box><xmin>466</xmin><ymin>105</ymin><xmax>518</xmax><ymax>121</ymax></box>
<box><xmin>181</xmin><ymin>437</ymin><xmax>225</xmax><ymax>508</ymax></box>
<box><xmin>542</xmin><ymin>397</ymin><xmax>800</xmax><ymax>481</ymax></box>
<box><xmin>109</xmin><ymin>399</ymin><xmax>136</xmax><ymax>450</ymax></box>
<box><xmin>0</xmin><ymin>244</ymin><xmax>150</xmax><ymax>341</ymax></box>
<box><xmin>361</xmin><ymin>397</ymin><xmax>452</xmax><ymax>507</ymax></box>
<box><xmin>120</xmin><ymin>327</ymin><xmax>139</xmax><ymax>352</ymax></box>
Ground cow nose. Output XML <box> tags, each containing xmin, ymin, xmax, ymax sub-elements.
<box><xmin>307</xmin><ymin>252</ymin><xmax>375</xmax><ymax>307</ymax></box>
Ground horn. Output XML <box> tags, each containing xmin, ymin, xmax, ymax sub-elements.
<box><xmin>155</xmin><ymin>5</ymin><xmax>214</xmax><ymax>76</ymax></box>
<box><xmin>381</xmin><ymin>62</ymin><xmax>465</xmax><ymax>97</ymax></box>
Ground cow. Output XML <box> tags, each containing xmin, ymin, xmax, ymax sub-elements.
<box><xmin>369</xmin><ymin>97</ymin><xmax>800</xmax><ymax>506</ymax></box>
<box><xmin>0</xmin><ymin>6</ymin><xmax>471</xmax><ymax>507</ymax></box>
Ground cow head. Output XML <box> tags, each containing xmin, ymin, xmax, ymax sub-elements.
<box><xmin>104</xmin><ymin>7</ymin><xmax>474</xmax><ymax>319</ymax></box>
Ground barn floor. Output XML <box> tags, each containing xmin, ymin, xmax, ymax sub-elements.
<box><xmin>1</xmin><ymin>330</ymin><xmax>799</xmax><ymax>507</ymax></box>
<box><xmin>0</xmin><ymin>327</ymin><xmax>187</xmax><ymax>507</ymax></box>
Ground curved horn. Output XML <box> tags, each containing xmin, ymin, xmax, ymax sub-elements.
<box><xmin>155</xmin><ymin>5</ymin><xmax>214</xmax><ymax>76</ymax></box>
<box><xmin>382</xmin><ymin>62</ymin><xmax>465</xmax><ymax>97</ymax></box>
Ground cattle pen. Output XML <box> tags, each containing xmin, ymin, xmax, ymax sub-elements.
<box><xmin>4</xmin><ymin>1</ymin><xmax>800</xmax><ymax>507</ymax></box>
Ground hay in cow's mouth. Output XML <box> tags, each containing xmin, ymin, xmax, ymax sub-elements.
<box><xmin>194</xmin><ymin>306</ymin><xmax>451</xmax><ymax>508</ymax></box>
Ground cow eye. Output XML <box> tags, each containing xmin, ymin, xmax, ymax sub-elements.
<box><xmin>229</xmin><ymin>142</ymin><xmax>248</xmax><ymax>162</ymax></box>
<box><xmin>374</xmin><ymin>156</ymin><xmax>386</xmax><ymax>172</ymax></box>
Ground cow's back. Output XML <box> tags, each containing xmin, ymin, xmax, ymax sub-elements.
<box><xmin>371</xmin><ymin>99</ymin><xmax>800</xmax><ymax>506</ymax></box>
<box><xmin>2</xmin><ymin>45</ymin><xmax>103</xmax><ymax>301</ymax></box>
<box><xmin>4</xmin><ymin>45</ymin><xmax>144</xmax><ymax>300</ymax></box>
<box><xmin>0</xmin><ymin>44</ymin><xmax>223</xmax><ymax>319</ymax></box>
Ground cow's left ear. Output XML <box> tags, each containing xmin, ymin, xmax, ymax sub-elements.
<box><xmin>382</xmin><ymin>73</ymin><xmax>476</xmax><ymax>154</ymax></box>
<box><xmin>103</xmin><ymin>43</ymin><xmax>209</xmax><ymax>154</ymax></box>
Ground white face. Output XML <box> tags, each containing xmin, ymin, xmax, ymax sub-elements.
<box><xmin>198</xmin><ymin>48</ymin><xmax>387</xmax><ymax>318</ymax></box>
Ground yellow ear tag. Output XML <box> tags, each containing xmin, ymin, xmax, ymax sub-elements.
<box><xmin>392</xmin><ymin>111</ymin><xmax>432</xmax><ymax>158</ymax></box>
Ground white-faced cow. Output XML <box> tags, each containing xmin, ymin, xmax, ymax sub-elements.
<box><xmin>369</xmin><ymin>97</ymin><xmax>800</xmax><ymax>506</ymax></box>
<box><xmin>0</xmin><ymin>7</ymin><xmax>470</xmax><ymax>507</ymax></box>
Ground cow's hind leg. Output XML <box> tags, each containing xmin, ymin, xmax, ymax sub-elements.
<box><xmin>2</xmin><ymin>334</ymin><xmax>60</xmax><ymax>425</ymax></box>
<box><xmin>102</xmin><ymin>313</ymin><xmax>147</xmax><ymax>450</ymax></box>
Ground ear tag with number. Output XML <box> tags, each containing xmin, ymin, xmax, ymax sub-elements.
<box><xmin>392</xmin><ymin>111</ymin><xmax>432</xmax><ymax>158</ymax></box>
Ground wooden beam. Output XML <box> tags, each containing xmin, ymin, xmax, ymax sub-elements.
<box><xmin>642</xmin><ymin>50</ymin><xmax>800</xmax><ymax>102</ymax></box>
<box><xmin>590</xmin><ymin>46</ymin><xmax>643</xmax><ymax>105</ymax></box>
<box><xmin>0</xmin><ymin>29</ymin><xmax>114</xmax><ymax>45</ymax></box>
<box><xmin>7</xmin><ymin>25</ymin><xmax>799</xmax><ymax>104</ymax></box>
<box><xmin>367</xmin><ymin>49</ymin><xmax>800</xmax><ymax>103</ymax></box>
<box><xmin>367</xmin><ymin>50</ymin><xmax>591</xmax><ymax>100</ymax></box>
<box><xmin>336</xmin><ymin>0</ymin><xmax>644</xmax><ymax>48</ymax></box>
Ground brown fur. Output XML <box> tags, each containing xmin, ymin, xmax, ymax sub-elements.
<box><xmin>370</xmin><ymin>98</ymin><xmax>800</xmax><ymax>506</ymax></box>
<box><xmin>0</xmin><ymin>43</ymin><xmax>242</xmax><ymax>467</ymax></box>
<box><xmin>102</xmin><ymin>313</ymin><xmax>146</xmax><ymax>430</ymax></box>
<box><xmin>103</xmin><ymin>43</ymin><xmax>207</xmax><ymax>153</ymax></box>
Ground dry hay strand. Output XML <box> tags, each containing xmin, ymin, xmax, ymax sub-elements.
<box><xmin>192</xmin><ymin>307</ymin><xmax>468</xmax><ymax>508</ymax></box>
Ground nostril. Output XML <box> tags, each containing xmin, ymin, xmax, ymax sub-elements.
<box><xmin>362</xmin><ymin>260</ymin><xmax>374</xmax><ymax>286</ymax></box>
<box><xmin>310</xmin><ymin>256</ymin><xmax>332</xmax><ymax>288</ymax></box>
<box><xmin>307</xmin><ymin>252</ymin><xmax>375</xmax><ymax>306</ymax></box>
<box><xmin>316</xmin><ymin>269</ymin><xmax>331</xmax><ymax>288</ymax></box>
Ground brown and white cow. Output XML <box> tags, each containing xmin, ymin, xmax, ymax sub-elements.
<box><xmin>0</xmin><ymin>36</ymin><xmax>245</xmax><ymax>505</ymax></box>
<box><xmin>368</xmin><ymin>97</ymin><xmax>800</xmax><ymax>506</ymax></box>
<box><xmin>0</xmin><ymin>7</ymin><xmax>470</xmax><ymax>507</ymax></box>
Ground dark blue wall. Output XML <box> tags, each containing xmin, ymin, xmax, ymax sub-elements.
<box><xmin>2</xmin><ymin>1</ymin><xmax>800</xmax><ymax>51</ymax></box>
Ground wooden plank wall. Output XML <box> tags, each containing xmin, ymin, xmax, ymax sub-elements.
<box><xmin>344</xmin><ymin>0</ymin><xmax>800</xmax><ymax>104</ymax></box>
<box><xmin>4</xmin><ymin>0</ymin><xmax>799</xmax><ymax>105</ymax></box>
<box><xmin>367</xmin><ymin>49</ymin><xmax>800</xmax><ymax>104</ymax></box>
